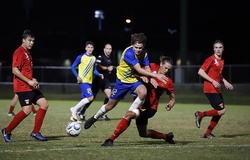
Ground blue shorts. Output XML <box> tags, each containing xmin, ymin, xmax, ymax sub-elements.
<box><xmin>79</xmin><ymin>83</ymin><xmax>93</xmax><ymax>98</ymax></box>
<box><xmin>110</xmin><ymin>78</ymin><xmax>143</xmax><ymax>100</ymax></box>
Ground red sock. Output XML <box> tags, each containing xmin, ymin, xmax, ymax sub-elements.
<box><xmin>31</xmin><ymin>105</ymin><xmax>37</xmax><ymax>113</ymax></box>
<box><xmin>199</xmin><ymin>109</ymin><xmax>219</xmax><ymax>118</ymax></box>
<box><xmin>6</xmin><ymin>110</ymin><xmax>27</xmax><ymax>132</ymax></box>
<box><xmin>110</xmin><ymin>118</ymin><xmax>130</xmax><ymax>141</ymax></box>
<box><xmin>8</xmin><ymin>105</ymin><xmax>15</xmax><ymax>113</ymax></box>
<box><xmin>205</xmin><ymin>116</ymin><xmax>221</xmax><ymax>135</ymax></box>
<box><xmin>33</xmin><ymin>108</ymin><xmax>47</xmax><ymax>133</ymax></box>
<box><xmin>148</xmin><ymin>129</ymin><xmax>166</xmax><ymax>139</ymax></box>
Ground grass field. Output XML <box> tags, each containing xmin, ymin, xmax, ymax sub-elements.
<box><xmin>0</xmin><ymin>99</ymin><xmax>249</xmax><ymax>160</ymax></box>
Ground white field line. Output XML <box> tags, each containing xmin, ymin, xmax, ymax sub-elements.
<box><xmin>1</xmin><ymin>144</ymin><xmax>250</xmax><ymax>153</ymax></box>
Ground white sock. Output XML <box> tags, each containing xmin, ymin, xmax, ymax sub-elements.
<box><xmin>73</xmin><ymin>98</ymin><xmax>90</xmax><ymax>112</ymax></box>
<box><xmin>94</xmin><ymin>105</ymin><xmax>106</xmax><ymax>119</ymax></box>
<box><xmin>128</xmin><ymin>97</ymin><xmax>144</xmax><ymax>111</ymax></box>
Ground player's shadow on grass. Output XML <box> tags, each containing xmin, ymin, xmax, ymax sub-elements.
<box><xmin>46</xmin><ymin>135</ymin><xmax>71</xmax><ymax>141</ymax></box>
<box><xmin>219</xmin><ymin>133</ymin><xmax>250</xmax><ymax>138</ymax></box>
<box><xmin>124</xmin><ymin>140</ymin><xmax>194</xmax><ymax>145</ymax></box>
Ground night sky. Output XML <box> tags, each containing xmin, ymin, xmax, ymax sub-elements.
<box><xmin>0</xmin><ymin>0</ymin><xmax>249</xmax><ymax>66</ymax></box>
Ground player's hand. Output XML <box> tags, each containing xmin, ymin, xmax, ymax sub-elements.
<box><xmin>107</xmin><ymin>66</ymin><xmax>114</xmax><ymax>72</ymax></box>
<box><xmin>150</xmin><ymin>78</ymin><xmax>158</xmax><ymax>88</ymax></box>
<box><xmin>99</xmin><ymin>74</ymin><xmax>104</xmax><ymax>79</ymax></box>
<box><xmin>166</xmin><ymin>104</ymin><xmax>172</xmax><ymax>111</ymax></box>
<box><xmin>155</xmin><ymin>74</ymin><xmax>168</xmax><ymax>84</ymax></box>
<box><xmin>77</xmin><ymin>77</ymin><xmax>82</xmax><ymax>83</ymax></box>
<box><xmin>140</xmin><ymin>76</ymin><xmax>149</xmax><ymax>83</ymax></box>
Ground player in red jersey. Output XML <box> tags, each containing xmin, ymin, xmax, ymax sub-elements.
<box><xmin>101</xmin><ymin>56</ymin><xmax>175</xmax><ymax>146</ymax></box>
<box><xmin>195</xmin><ymin>40</ymin><xmax>234</xmax><ymax>139</ymax></box>
<box><xmin>2</xmin><ymin>30</ymin><xmax>49</xmax><ymax>142</ymax></box>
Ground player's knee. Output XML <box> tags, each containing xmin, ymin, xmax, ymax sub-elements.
<box><xmin>218</xmin><ymin>108</ymin><xmax>226</xmax><ymax>115</ymax></box>
<box><xmin>124</xmin><ymin>110</ymin><xmax>138</xmax><ymax>119</ymax></box>
<box><xmin>138</xmin><ymin>132</ymin><xmax>147</xmax><ymax>137</ymax></box>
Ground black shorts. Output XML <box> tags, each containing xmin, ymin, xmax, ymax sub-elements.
<box><xmin>16</xmin><ymin>90</ymin><xmax>45</xmax><ymax>107</ymax></box>
<box><xmin>136</xmin><ymin>108</ymin><xmax>157</xmax><ymax>125</ymax></box>
<box><xmin>205</xmin><ymin>93</ymin><xmax>225</xmax><ymax>110</ymax></box>
<box><xmin>92</xmin><ymin>77</ymin><xmax>112</xmax><ymax>94</ymax></box>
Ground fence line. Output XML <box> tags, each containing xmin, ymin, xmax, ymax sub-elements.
<box><xmin>0</xmin><ymin>65</ymin><xmax>250</xmax><ymax>84</ymax></box>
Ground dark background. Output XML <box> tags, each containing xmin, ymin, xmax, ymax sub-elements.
<box><xmin>0</xmin><ymin>0</ymin><xmax>249</xmax><ymax>66</ymax></box>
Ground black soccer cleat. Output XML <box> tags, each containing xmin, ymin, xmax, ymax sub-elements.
<box><xmin>84</xmin><ymin>116</ymin><xmax>97</xmax><ymax>129</ymax></box>
<box><xmin>101</xmin><ymin>139</ymin><xmax>113</xmax><ymax>146</ymax></box>
<box><xmin>194</xmin><ymin>111</ymin><xmax>202</xmax><ymax>128</ymax></box>
<box><xmin>165</xmin><ymin>132</ymin><xmax>175</xmax><ymax>144</ymax></box>
<box><xmin>203</xmin><ymin>133</ymin><xmax>215</xmax><ymax>139</ymax></box>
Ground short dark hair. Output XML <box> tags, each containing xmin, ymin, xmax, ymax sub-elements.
<box><xmin>131</xmin><ymin>33</ymin><xmax>147</xmax><ymax>46</ymax></box>
<box><xmin>22</xmin><ymin>30</ymin><xmax>35</xmax><ymax>39</ymax></box>
<box><xmin>85</xmin><ymin>41</ymin><xmax>94</xmax><ymax>47</ymax></box>
<box><xmin>213</xmin><ymin>39</ymin><xmax>224</xmax><ymax>47</ymax></box>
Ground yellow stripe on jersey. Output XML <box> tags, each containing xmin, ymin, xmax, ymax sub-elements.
<box><xmin>117</xmin><ymin>47</ymin><xmax>147</xmax><ymax>83</ymax></box>
<box><xmin>78</xmin><ymin>54</ymin><xmax>96</xmax><ymax>84</ymax></box>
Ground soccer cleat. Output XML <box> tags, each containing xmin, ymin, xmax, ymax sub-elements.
<box><xmin>203</xmin><ymin>133</ymin><xmax>215</xmax><ymax>139</ymax></box>
<box><xmin>102</xmin><ymin>114</ymin><xmax>110</xmax><ymax>121</ymax></box>
<box><xmin>30</xmin><ymin>132</ymin><xmax>47</xmax><ymax>141</ymax></box>
<box><xmin>194</xmin><ymin>111</ymin><xmax>202</xmax><ymax>128</ymax></box>
<box><xmin>2</xmin><ymin>128</ymin><xmax>12</xmax><ymax>142</ymax></box>
<box><xmin>165</xmin><ymin>132</ymin><xmax>175</xmax><ymax>144</ymax></box>
<box><xmin>78</xmin><ymin>112</ymin><xmax>86</xmax><ymax>121</ymax></box>
<box><xmin>70</xmin><ymin>107</ymin><xmax>78</xmax><ymax>121</ymax></box>
<box><xmin>101</xmin><ymin>139</ymin><xmax>113</xmax><ymax>146</ymax></box>
<box><xmin>70</xmin><ymin>116</ymin><xmax>77</xmax><ymax>122</ymax></box>
<box><xmin>7</xmin><ymin>112</ymin><xmax>15</xmax><ymax>116</ymax></box>
<box><xmin>84</xmin><ymin>116</ymin><xmax>97</xmax><ymax>129</ymax></box>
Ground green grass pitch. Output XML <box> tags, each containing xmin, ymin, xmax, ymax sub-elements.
<box><xmin>0</xmin><ymin>99</ymin><xmax>249</xmax><ymax>160</ymax></box>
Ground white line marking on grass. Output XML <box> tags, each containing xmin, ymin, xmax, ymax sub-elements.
<box><xmin>1</xmin><ymin>144</ymin><xmax>250</xmax><ymax>153</ymax></box>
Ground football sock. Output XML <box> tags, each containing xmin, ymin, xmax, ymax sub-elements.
<box><xmin>110</xmin><ymin>118</ymin><xmax>130</xmax><ymax>141</ymax></box>
<box><xmin>6</xmin><ymin>110</ymin><xmax>27</xmax><ymax>132</ymax></box>
<box><xmin>73</xmin><ymin>98</ymin><xmax>90</xmax><ymax>112</ymax></box>
<box><xmin>205</xmin><ymin>116</ymin><xmax>221</xmax><ymax>135</ymax></box>
<box><xmin>103</xmin><ymin>98</ymin><xmax>109</xmax><ymax>104</ymax></box>
<box><xmin>80</xmin><ymin>100</ymin><xmax>93</xmax><ymax>115</ymax></box>
<box><xmin>148</xmin><ymin>129</ymin><xmax>166</xmax><ymax>139</ymax></box>
<box><xmin>94</xmin><ymin>105</ymin><xmax>106</xmax><ymax>119</ymax></box>
<box><xmin>33</xmin><ymin>108</ymin><xmax>47</xmax><ymax>133</ymax></box>
<box><xmin>31</xmin><ymin>105</ymin><xmax>37</xmax><ymax>113</ymax></box>
<box><xmin>199</xmin><ymin>109</ymin><xmax>219</xmax><ymax>118</ymax></box>
<box><xmin>128</xmin><ymin>97</ymin><xmax>144</xmax><ymax>111</ymax></box>
<box><xmin>8</xmin><ymin>105</ymin><xmax>15</xmax><ymax>113</ymax></box>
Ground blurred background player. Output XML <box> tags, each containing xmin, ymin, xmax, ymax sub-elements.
<box><xmin>84</xmin><ymin>32</ymin><xmax>168</xmax><ymax>129</ymax></box>
<box><xmin>195</xmin><ymin>40</ymin><xmax>234</xmax><ymax>139</ymax></box>
<box><xmin>8</xmin><ymin>94</ymin><xmax>37</xmax><ymax>116</ymax></box>
<box><xmin>70</xmin><ymin>41</ymin><xmax>103</xmax><ymax>122</ymax></box>
<box><xmin>101</xmin><ymin>56</ymin><xmax>175</xmax><ymax>146</ymax></box>
<box><xmin>78</xmin><ymin>43</ymin><xmax>114</xmax><ymax>121</ymax></box>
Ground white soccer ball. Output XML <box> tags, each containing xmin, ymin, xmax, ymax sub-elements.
<box><xmin>66</xmin><ymin>121</ymin><xmax>82</xmax><ymax>137</ymax></box>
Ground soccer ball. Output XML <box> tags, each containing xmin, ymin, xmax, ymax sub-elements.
<box><xmin>66</xmin><ymin>121</ymin><xmax>82</xmax><ymax>137</ymax></box>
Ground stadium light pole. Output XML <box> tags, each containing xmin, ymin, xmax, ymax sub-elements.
<box><xmin>94</xmin><ymin>10</ymin><xmax>104</xmax><ymax>31</ymax></box>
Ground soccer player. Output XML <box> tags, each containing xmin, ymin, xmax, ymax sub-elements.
<box><xmin>8</xmin><ymin>94</ymin><xmax>37</xmax><ymax>116</ymax></box>
<box><xmin>2</xmin><ymin>30</ymin><xmax>49</xmax><ymax>142</ymax></box>
<box><xmin>78</xmin><ymin>43</ymin><xmax>114</xmax><ymax>121</ymax></box>
<box><xmin>101</xmin><ymin>56</ymin><xmax>175</xmax><ymax>146</ymax></box>
<box><xmin>84</xmin><ymin>32</ymin><xmax>168</xmax><ymax>129</ymax></box>
<box><xmin>194</xmin><ymin>40</ymin><xmax>234</xmax><ymax>139</ymax></box>
<box><xmin>70</xmin><ymin>41</ymin><xmax>104</xmax><ymax>122</ymax></box>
